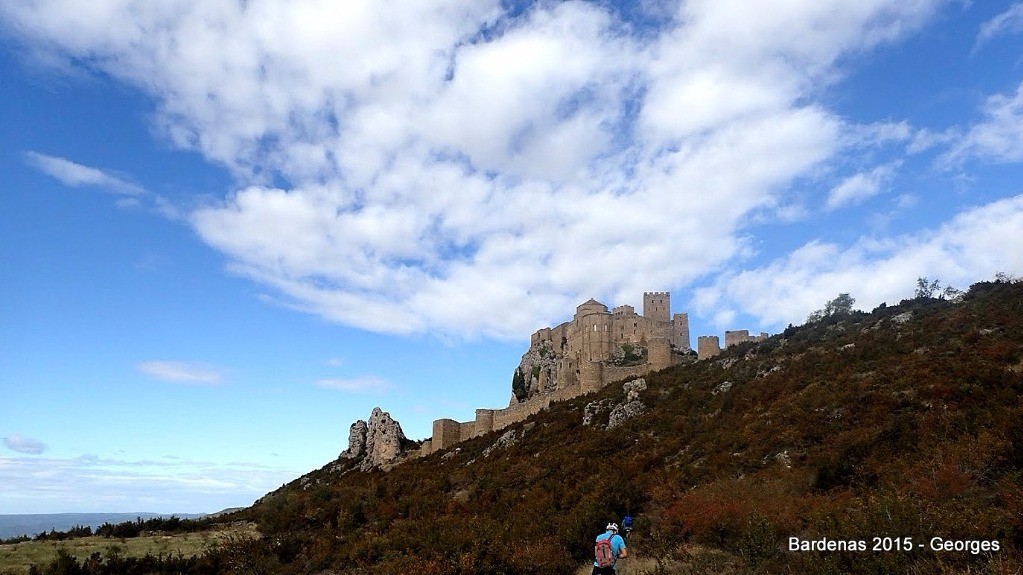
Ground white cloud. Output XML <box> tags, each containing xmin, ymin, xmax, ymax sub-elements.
<box><xmin>3</xmin><ymin>435</ymin><xmax>48</xmax><ymax>455</ymax></box>
<box><xmin>975</xmin><ymin>2</ymin><xmax>1023</xmax><ymax>49</ymax></box>
<box><xmin>697</xmin><ymin>194</ymin><xmax>1023</xmax><ymax>329</ymax></box>
<box><xmin>24</xmin><ymin>151</ymin><xmax>144</xmax><ymax>196</ymax></box>
<box><xmin>0</xmin><ymin>0</ymin><xmax>950</xmax><ymax>339</ymax></box>
<box><xmin>0</xmin><ymin>453</ymin><xmax>296</xmax><ymax>514</ymax></box>
<box><xmin>315</xmin><ymin>376</ymin><xmax>391</xmax><ymax>394</ymax></box>
<box><xmin>825</xmin><ymin>163</ymin><xmax>898</xmax><ymax>211</ymax></box>
<box><xmin>137</xmin><ymin>361</ymin><xmax>223</xmax><ymax>385</ymax></box>
<box><xmin>946</xmin><ymin>81</ymin><xmax>1023</xmax><ymax>163</ymax></box>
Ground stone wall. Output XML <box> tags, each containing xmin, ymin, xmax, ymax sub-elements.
<box><xmin>725</xmin><ymin>329</ymin><xmax>769</xmax><ymax>348</ymax></box>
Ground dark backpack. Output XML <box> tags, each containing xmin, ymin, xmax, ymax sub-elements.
<box><xmin>595</xmin><ymin>535</ymin><xmax>616</xmax><ymax>568</ymax></box>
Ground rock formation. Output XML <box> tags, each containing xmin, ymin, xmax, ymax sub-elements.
<box><xmin>583</xmin><ymin>377</ymin><xmax>648</xmax><ymax>430</ymax></box>
<box><xmin>607</xmin><ymin>378</ymin><xmax>647</xmax><ymax>429</ymax></box>
<box><xmin>342</xmin><ymin>419</ymin><xmax>369</xmax><ymax>459</ymax></box>
<box><xmin>341</xmin><ymin>407</ymin><xmax>411</xmax><ymax>471</ymax></box>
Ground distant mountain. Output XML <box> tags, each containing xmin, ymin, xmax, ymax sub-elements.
<box><xmin>0</xmin><ymin>513</ymin><xmax>204</xmax><ymax>539</ymax></box>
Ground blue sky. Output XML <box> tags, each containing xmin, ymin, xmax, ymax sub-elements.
<box><xmin>2</xmin><ymin>0</ymin><xmax>1023</xmax><ymax>514</ymax></box>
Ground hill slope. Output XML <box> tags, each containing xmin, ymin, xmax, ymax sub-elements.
<box><xmin>240</xmin><ymin>280</ymin><xmax>1023</xmax><ymax>574</ymax></box>
<box><xmin>195</xmin><ymin>281</ymin><xmax>1023</xmax><ymax>573</ymax></box>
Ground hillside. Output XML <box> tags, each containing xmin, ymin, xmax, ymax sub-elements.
<box><xmin>24</xmin><ymin>279</ymin><xmax>1023</xmax><ymax>574</ymax></box>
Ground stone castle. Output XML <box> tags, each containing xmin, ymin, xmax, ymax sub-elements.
<box><xmin>416</xmin><ymin>291</ymin><xmax>767</xmax><ymax>457</ymax></box>
<box><xmin>341</xmin><ymin>291</ymin><xmax>769</xmax><ymax>468</ymax></box>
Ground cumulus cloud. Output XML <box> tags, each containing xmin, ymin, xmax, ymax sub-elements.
<box><xmin>3</xmin><ymin>435</ymin><xmax>48</xmax><ymax>455</ymax></box>
<box><xmin>137</xmin><ymin>361</ymin><xmax>223</xmax><ymax>385</ymax></box>
<box><xmin>24</xmin><ymin>151</ymin><xmax>145</xmax><ymax>196</ymax></box>
<box><xmin>315</xmin><ymin>376</ymin><xmax>391</xmax><ymax>394</ymax></box>
<box><xmin>1</xmin><ymin>0</ymin><xmax>955</xmax><ymax>338</ymax></box>
<box><xmin>696</xmin><ymin>194</ymin><xmax>1023</xmax><ymax>330</ymax></box>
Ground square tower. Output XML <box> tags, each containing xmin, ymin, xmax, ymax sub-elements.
<box><xmin>643</xmin><ymin>292</ymin><xmax>670</xmax><ymax>323</ymax></box>
<box><xmin>672</xmin><ymin>312</ymin><xmax>691</xmax><ymax>351</ymax></box>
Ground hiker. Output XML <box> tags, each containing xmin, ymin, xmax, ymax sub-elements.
<box><xmin>593</xmin><ymin>522</ymin><xmax>628</xmax><ymax>574</ymax></box>
<box><xmin>622</xmin><ymin>514</ymin><xmax>634</xmax><ymax>538</ymax></box>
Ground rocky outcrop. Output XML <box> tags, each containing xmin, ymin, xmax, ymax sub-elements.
<box><xmin>342</xmin><ymin>420</ymin><xmax>368</xmax><ymax>459</ymax></box>
<box><xmin>584</xmin><ymin>378</ymin><xmax>648</xmax><ymax>430</ymax></box>
<box><xmin>712</xmin><ymin>380</ymin><xmax>732</xmax><ymax>395</ymax></box>
<box><xmin>482</xmin><ymin>429</ymin><xmax>518</xmax><ymax>458</ymax></box>
<box><xmin>607</xmin><ymin>378</ymin><xmax>647</xmax><ymax>429</ymax></box>
<box><xmin>513</xmin><ymin>339</ymin><xmax>562</xmax><ymax>403</ymax></box>
<box><xmin>340</xmin><ymin>407</ymin><xmax>411</xmax><ymax>471</ymax></box>
<box><xmin>583</xmin><ymin>399</ymin><xmax>612</xmax><ymax>426</ymax></box>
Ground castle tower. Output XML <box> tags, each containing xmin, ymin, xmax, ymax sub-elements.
<box><xmin>575</xmin><ymin>298</ymin><xmax>612</xmax><ymax>362</ymax></box>
<box><xmin>643</xmin><ymin>292</ymin><xmax>670</xmax><ymax>323</ymax></box>
<box><xmin>672</xmin><ymin>313</ymin><xmax>691</xmax><ymax>351</ymax></box>
<box><xmin>473</xmin><ymin>409</ymin><xmax>495</xmax><ymax>438</ymax></box>
<box><xmin>697</xmin><ymin>336</ymin><xmax>721</xmax><ymax>360</ymax></box>
<box><xmin>648</xmin><ymin>337</ymin><xmax>673</xmax><ymax>370</ymax></box>
<box><xmin>431</xmin><ymin>419</ymin><xmax>462</xmax><ymax>453</ymax></box>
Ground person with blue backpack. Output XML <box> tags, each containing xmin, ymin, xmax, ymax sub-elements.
<box><xmin>593</xmin><ymin>522</ymin><xmax>628</xmax><ymax>574</ymax></box>
<box><xmin>622</xmin><ymin>514</ymin><xmax>634</xmax><ymax>539</ymax></box>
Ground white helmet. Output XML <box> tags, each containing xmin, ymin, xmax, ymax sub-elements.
<box><xmin>606</xmin><ymin>523</ymin><xmax>619</xmax><ymax>532</ymax></box>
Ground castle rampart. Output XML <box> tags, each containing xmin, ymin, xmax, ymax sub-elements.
<box><xmin>725</xmin><ymin>329</ymin><xmax>769</xmax><ymax>348</ymax></box>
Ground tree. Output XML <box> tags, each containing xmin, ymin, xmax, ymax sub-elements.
<box><xmin>807</xmin><ymin>293</ymin><xmax>855</xmax><ymax>323</ymax></box>
<box><xmin>941</xmin><ymin>285</ymin><xmax>964</xmax><ymax>302</ymax></box>
<box><xmin>511</xmin><ymin>368</ymin><xmax>527</xmax><ymax>402</ymax></box>
<box><xmin>915</xmin><ymin>277</ymin><xmax>940</xmax><ymax>299</ymax></box>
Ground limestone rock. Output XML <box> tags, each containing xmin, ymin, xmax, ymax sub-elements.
<box><xmin>607</xmin><ymin>400</ymin><xmax>645</xmax><ymax>429</ymax></box>
<box><xmin>341</xmin><ymin>420</ymin><xmax>368</xmax><ymax>459</ymax></box>
<box><xmin>583</xmin><ymin>378</ymin><xmax>651</xmax><ymax>428</ymax></box>
<box><xmin>624</xmin><ymin>378</ymin><xmax>647</xmax><ymax>402</ymax></box>
<box><xmin>712</xmin><ymin>380</ymin><xmax>733</xmax><ymax>395</ymax></box>
<box><xmin>513</xmin><ymin>339</ymin><xmax>562</xmax><ymax>404</ymax></box>
<box><xmin>891</xmin><ymin>312</ymin><xmax>913</xmax><ymax>325</ymax></box>
<box><xmin>482</xmin><ymin>429</ymin><xmax>518</xmax><ymax>457</ymax></box>
<box><xmin>360</xmin><ymin>407</ymin><xmax>409</xmax><ymax>471</ymax></box>
<box><xmin>340</xmin><ymin>407</ymin><xmax>411</xmax><ymax>471</ymax></box>
<box><xmin>583</xmin><ymin>399</ymin><xmax>611</xmax><ymax>426</ymax></box>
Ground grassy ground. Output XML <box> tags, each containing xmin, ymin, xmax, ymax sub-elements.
<box><xmin>0</xmin><ymin>522</ymin><xmax>259</xmax><ymax>575</ymax></box>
